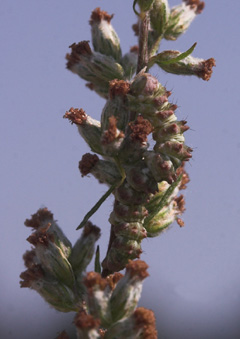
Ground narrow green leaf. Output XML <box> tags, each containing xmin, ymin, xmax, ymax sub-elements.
<box><xmin>76</xmin><ymin>183</ymin><xmax>117</xmax><ymax>230</ymax></box>
<box><xmin>149</xmin><ymin>42</ymin><xmax>197</xmax><ymax>68</ymax></box>
<box><xmin>94</xmin><ymin>245</ymin><xmax>101</xmax><ymax>274</ymax></box>
<box><xmin>144</xmin><ymin>175</ymin><xmax>182</xmax><ymax>226</ymax></box>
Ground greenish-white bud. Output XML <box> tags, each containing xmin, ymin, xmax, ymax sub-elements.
<box><xmin>79</xmin><ymin>153</ymin><xmax>122</xmax><ymax>186</ymax></box>
<box><xmin>64</xmin><ymin>108</ymin><xmax>103</xmax><ymax>155</ymax></box>
<box><xmin>105</xmin><ymin>307</ymin><xmax>157</xmax><ymax>339</ymax></box>
<box><xmin>83</xmin><ymin>272</ymin><xmax>112</xmax><ymax>327</ymax></box>
<box><xmin>20</xmin><ymin>260</ymin><xmax>78</xmax><ymax>312</ymax></box>
<box><xmin>109</xmin><ymin>260</ymin><xmax>149</xmax><ymax>322</ymax></box>
<box><xmin>25</xmin><ymin>209</ymin><xmax>75</xmax><ymax>288</ymax></box>
<box><xmin>164</xmin><ymin>1</ymin><xmax>204</xmax><ymax>40</ymax></box>
<box><xmin>153</xmin><ymin>50</ymin><xmax>216</xmax><ymax>81</ymax></box>
<box><xmin>101</xmin><ymin>79</ymin><xmax>130</xmax><ymax>133</ymax></box>
<box><xmin>90</xmin><ymin>8</ymin><xmax>122</xmax><ymax>62</ymax></box>
<box><xmin>69</xmin><ymin>222</ymin><xmax>101</xmax><ymax>277</ymax></box>
<box><xmin>74</xmin><ymin>311</ymin><xmax>101</xmax><ymax>339</ymax></box>
<box><xmin>66</xmin><ymin>41</ymin><xmax>125</xmax><ymax>98</ymax></box>
<box><xmin>150</xmin><ymin>0</ymin><xmax>170</xmax><ymax>35</ymax></box>
<box><xmin>121</xmin><ymin>46</ymin><xmax>138</xmax><ymax>80</ymax></box>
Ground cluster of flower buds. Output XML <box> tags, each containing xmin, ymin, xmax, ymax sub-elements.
<box><xmin>65</xmin><ymin>72</ymin><xmax>190</xmax><ymax>273</ymax></box>
<box><xmin>73</xmin><ymin>260</ymin><xmax>157</xmax><ymax>338</ymax></box>
<box><xmin>20</xmin><ymin>208</ymin><xmax>100</xmax><ymax>312</ymax></box>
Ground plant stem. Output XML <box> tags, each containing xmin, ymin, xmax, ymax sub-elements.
<box><xmin>137</xmin><ymin>12</ymin><xmax>150</xmax><ymax>73</ymax></box>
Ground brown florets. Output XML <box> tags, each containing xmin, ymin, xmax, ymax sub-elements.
<box><xmin>134</xmin><ymin>307</ymin><xmax>157</xmax><ymax>339</ymax></box>
<box><xmin>176</xmin><ymin>218</ymin><xmax>185</xmax><ymax>227</ymax></box>
<box><xmin>83</xmin><ymin>221</ymin><xmax>101</xmax><ymax>239</ymax></box>
<box><xmin>106</xmin><ymin>272</ymin><xmax>124</xmax><ymax>290</ymax></box>
<box><xmin>23</xmin><ymin>249</ymin><xmax>37</xmax><ymax>268</ymax></box>
<box><xmin>198</xmin><ymin>58</ymin><xmax>216</xmax><ymax>81</ymax></box>
<box><xmin>74</xmin><ymin>310</ymin><xmax>100</xmax><ymax>330</ymax></box>
<box><xmin>24</xmin><ymin>208</ymin><xmax>53</xmax><ymax>229</ymax></box>
<box><xmin>101</xmin><ymin>116</ymin><xmax>124</xmax><ymax>145</ymax></box>
<box><xmin>184</xmin><ymin>0</ymin><xmax>205</xmax><ymax>14</ymax></box>
<box><xmin>130</xmin><ymin>45</ymin><xmax>139</xmax><ymax>54</ymax></box>
<box><xmin>126</xmin><ymin>260</ymin><xmax>149</xmax><ymax>280</ymax></box>
<box><xmin>174</xmin><ymin>194</ymin><xmax>186</xmax><ymax>214</ymax></box>
<box><xmin>27</xmin><ymin>230</ymin><xmax>54</xmax><ymax>247</ymax></box>
<box><xmin>64</xmin><ymin>107</ymin><xmax>87</xmax><ymax>125</ymax></box>
<box><xmin>109</xmin><ymin>79</ymin><xmax>130</xmax><ymax>99</ymax></box>
<box><xmin>20</xmin><ymin>265</ymin><xmax>44</xmax><ymax>288</ymax></box>
<box><xmin>176</xmin><ymin>164</ymin><xmax>190</xmax><ymax>190</ymax></box>
<box><xmin>83</xmin><ymin>272</ymin><xmax>108</xmax><ymax>291</ymax></box>
<box><xmin>90</xmin><ymin>7</ymin><xmax>113</xmax><ymax>25</ymax></box>
<box><xmin>79</xmin><ymin>153</ymin><xmax>99</xmax><ymax>176</ymax></box>
<box><xmin>66</xmin><ymin>41</ymin><xmax>92</xmax><ymax>69</ymax></box>
<box><xmin>129</xmin><ymin>115</ymin><xmax>153</xmax><ymax>143</ymax></box>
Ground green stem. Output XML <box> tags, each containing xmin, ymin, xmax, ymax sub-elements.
<box><xmin>137</xmin><ymin>11</ymin><xmax>150</xmax><ymax>73</ymax></box>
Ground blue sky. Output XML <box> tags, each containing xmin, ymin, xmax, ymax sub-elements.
<box><xmin>1</xmin><ymin>1</ymin><xmax>240</xmax><ymax>338</ymax></box>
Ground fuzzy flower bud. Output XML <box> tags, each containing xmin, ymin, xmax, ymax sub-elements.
<box><xmin>79</xmin><ymin>153</ymin><xmax>121</xmax><ymax>186</ymax></box>
<box><xmin>121</xmin><ymin>46</ymin><xmax>138</xmax><ymax>80</ymax></box>
<box><xmin>105</xmin><ymin>307</ymin><xmax>157</xmax><ymax>339</ymax></box>
<box><xmin>20</xmin><ymin>254</ymin><xmax>78</xmax><ymax>312</ymax></box>
<box><xmin>109</xmin><ymin>260</ymin><xmax>149</xmax><ymax>322</ymax></box>
<box><xmin>90</xmin><ymin>8</ymin><xmax>122</xmax><ymax>62</ymax></box>
<box><xmin>101</xmin><ymin>116</ymin><xmax>125</xmax><ymax>156</ymax></box>
<box><xmin>69</xmin><ymin>222</ymin><xmax>101</xmax><ymax>277</ymax></box>
<box><xmin>64</xmin><ymin>108</ymin><xmax>103</xmax><ymax>155</ymax></box>
<box><xmin>101</xmin><ymin>79</ymin><xmax>130</xmax><ymax>133</ymax></box>
<box><xmin>150</xmin><ymin>0</ymin><xmax>170</xmax><ymax>36</ymax></box>
<box><xmin>164</xmin><ymin>1</ymin><xmax>205</xmax><ymax>40</ymax></box>
<box><xmin>24</xmin><ymin>208</ymin><xmax>75</xmax><ymax>288</ymax></box>
<box><xmin>83</xmin><ymin>272</ymin><xmax>112</xmax><ymax>327</ymax></box>
<box><xmin>74</xmin><ymin>311</ymin><xmax>101</xmax><ymax>339</ymax></box>
<box><xmin>66</xmin><ymin>41</ymin><xmax>125</xmax><ymax>98</ymax></box>
<box><xmin>155</xmin><ymin>50</ymin><xmax>216</xmax><ymax>80</ymax></box>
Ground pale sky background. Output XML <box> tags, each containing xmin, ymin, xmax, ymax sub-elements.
<box><xmin>1</xmin><ymin>1</ymin><xmax>240</xmax><ymax>338</ymax></box>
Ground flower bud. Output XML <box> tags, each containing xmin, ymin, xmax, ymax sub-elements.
<box><xmin>101</xmin><ymin>80</ymin><xmax>130</xmax><ymax>133</ymax></box>
<box><xmin>74</xmin><ymin>311</ymin><xmax>101</xmax><ymax>339</ymax></box>
<box><xmin>90</xmin><ymin>8</ymin><xmax>122</xmax><ymax>62</ymax></box>
<box><xmin>83</xmin><ymin>272</ymin><xmax>112</xmax><ymax>327</ymax></box>
<box><xmin>164</xmin><ymin>1</ymin><xmax>204</xmax><ymax>40</ymax></box>
<box><xmin>24</xmin><ymin>208</ymin><xmax>72</xmax><ymax>258</ymax></box>
<box><xmin>154</xmin><ymin>50</ymin><xmax>216</xmax><ymax>80</ymax></box>
<box><xmin>25</xmin><ymin>209</ymin><xmax>75</xmax><ymax>288</ymax></box>
<box><xmin>150</xmin><ymin>0</ymin><xmax>170</xmax><ymax>36</ymax></box>
<box><xmin>126</xmin><ymin>161</ymin><xmax>158</xmax><ymax>194</ymax></box>
<box><xmin>79</xmin><ymin>153</ymin><xmax>122</xmax><ymax>186</ymax></box>
<box><xmin>115</xmin><ymin>180</ymin><xmax>149</xmax><ymax>206</ymax></box>
<box><xmin>64</xmin><ymin>108</ymin><xmax>103</xmax><ymax>155</ymax></box>
<box><xmin>109</xmin><ymin>260</ymin><xmax>149</xmax><ymax>322</ymax></box>
<box><xmin>69</xmin><ymin>222</ymin><xmax>101</xmax><ymax>277</ymax></box>
<box><xmin>121</xmin><ymin>46</ymin><xmax>138</xmax><ymax>80</ymax></box>
<box><xmin>20</xmin><ymin>264</ymin><xmax>78</xmax><ymax>312</ymax></box>
<box><xmin>144</xmin><ymin>151</ymin><xmax>177</xmax><ymax>184</ymax></box>
<box><xmin>102</xmin><ymin>237</ymin><xmax>142</xmax><ymax>272</ymax></box>
<box><xmin>101</xmin><ymin>116</ymin><xmax>125</xmax><ymax>156</ymax></box>
<box><xmin>105</xmin><ymin>307</ymin><xmax>157</xmax><ymax>339</ymax></box>
<box><xmin>66</xmin><ymin>41</ymin><xmax>125</xmax><ymax>98</ymax></box>
<box><xmin>154</xmin><ymin>141</ymin><xmax>193</xmax><ymax>163</ymax></box>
